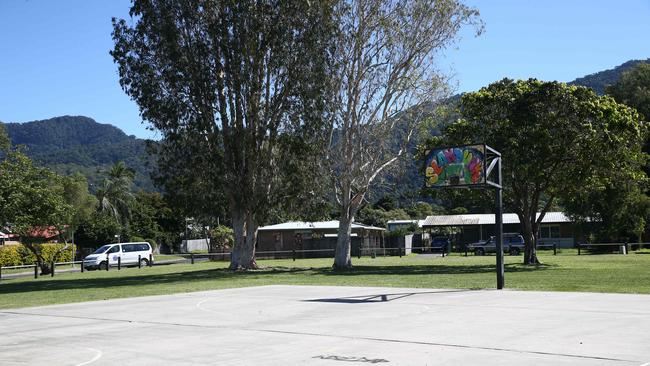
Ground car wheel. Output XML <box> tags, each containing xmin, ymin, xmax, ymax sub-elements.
<box><xmin>99</xmin><ymin>261</ymin><xmax>108</xmax><ymax>271</ymax></box>
<box><xmin>510</xmin><ymin>247</ymin><xmax>520</xmax><ymax>256</ymax></box>
<box><xmin>140</xmin><ymin>258</ymin><xmax>149</xmax><ymax>267</ymax></box>
<box><xmin>475</xmin><ymin>248</ymin><xmax>485</xmax><ymax>256</ymax></box>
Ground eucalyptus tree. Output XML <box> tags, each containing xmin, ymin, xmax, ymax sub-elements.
<box><xmin>328</xmin><ymin>0</ymin><xmax>481</xmax><ymax>269</ymax></box>
<box><xmin>440</xmin><ymin>79</ymin><xmax>647</xmax><ymax>264</ymax></box>
<box><xmin>112</xmin><ymin>0</ymin><xmax>335</xmax><ymax>269</ymax></box>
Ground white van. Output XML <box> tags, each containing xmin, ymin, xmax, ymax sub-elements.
<box><xmin>83</xmin><ymin>242</ymin><xmax>153</xmax><ymax>270</ymax></box>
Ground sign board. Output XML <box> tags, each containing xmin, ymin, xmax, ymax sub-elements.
<box><xmin>424</xmin><ymin>144</ymin><xmax>486</xmax><ymax>187</ymax></box>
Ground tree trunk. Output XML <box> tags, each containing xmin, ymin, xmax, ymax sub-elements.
<box><xmin>37</xmin><ymin>258</ymin><xmax>52</xmax><ymax>275</ymax></box>
<box><xmin>229</xmin><ymin>208</ymin><xmax>258</xmax><ymax>270</ymax></box>
<box><xmin>521</xmin><ymin>217</ymin><xmax>540</xmax><ymax>265</ymax></box>
<box><xmin>333</xmin><ymin>211</ymin><xmax>353</xmax><ymax>269</ymax></box>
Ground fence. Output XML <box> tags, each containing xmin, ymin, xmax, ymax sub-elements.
<box><xmin>577</xmin><ymin>242</ymin><xmax>647</xmax><ymax>255</ymax></box>
<box><xmin>2</xmin><ymin>242</ymin><xmax>646</xmax><ymax>281</ymax></box>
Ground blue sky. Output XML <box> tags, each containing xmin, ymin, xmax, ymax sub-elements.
<box><xmin>1</xmin><ymin>0</ymin><xmax>649</xmax><ymax>139</ymax></box>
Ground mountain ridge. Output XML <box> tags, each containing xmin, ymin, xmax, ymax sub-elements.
<box><xmin>2</xmin><ymin>58</ymin><xmax>648</xmax><ymax>197</ymax></box>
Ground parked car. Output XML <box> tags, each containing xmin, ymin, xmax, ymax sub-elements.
<box><xmin>430</xmin><ymin>236</ymin><xmax>451</xmax><ymax>253</ymax></box>
<box><xmin>468</xmin><ymin>234</ymin><xmax>525</xmax><ymax>256</ymax></box>
<box><xmin>83</xmin><ymin>242</ymin><xmax>153</xmax><ymax>270</ymax></box>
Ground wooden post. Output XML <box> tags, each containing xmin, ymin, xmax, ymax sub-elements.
<box><xmin>106</xmin><ymin>253</ymin><xmax>110</xmax><ymax>271</ymax></box>
<box><xmin>149</xmin><ymin>254</ymin><xmax>153</xmax><ymax>267</ymax></box>
<box><xmin>553</xmin><ymin>243</ymin><xmax>557</xmax><ymax>256</ymax></box>
<box><xmin>34</xmin><ymin>265</ymin><xmax>38</xmax><ymax>279</ymax></box>
<box><xmin>578</xmin><ymin>243</ymin><xmax>581</xmax><ymax>255</ymax></box>
<box><xmin>138</xmin><ymin>254</ymin><xmax>142</xmax><ymax>268</ymax></box>
<box><xmin>51</xmin><ymin>261</ymin><xmax>55</xmax><ymax>277</ymax></box>
<box><xmin>117</xmin><ymin>256</ymin><xmax>121</xmax><ymax>270</ymax></box>
<box><xmin>191</xmin><ymin>253</ymin><xmax>195</xmax><ymax>265</ymax></box>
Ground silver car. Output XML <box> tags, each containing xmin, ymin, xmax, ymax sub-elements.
<box><xmin>468</xmin><ymin>234</ymin><xmax>525</xmax><ymax>256</ymax></box>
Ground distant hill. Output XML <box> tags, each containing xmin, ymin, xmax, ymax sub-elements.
<box><xmin>2</xmin><ymin>116</ymin><xmax>156</xmax><ymax>192</ymax></box>
<box><xmin>569</xmin><ymin>58</ymin><xmax>650</xmax><ymax>94</ymax></box>
<box><xmin>2</xmin><ymin>59</ymin><xmax>647</xmax><ymax>201</ymax></box>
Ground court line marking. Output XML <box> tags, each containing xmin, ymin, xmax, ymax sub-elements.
<box><xmin>75</xmin><ymin>347</ymin><xmax>102</xmax><ymax>366</ymax></box>
<box><xmin>1</xmin><ymin>310</ymin><xmax>640</xmax><ymax>364</ymax></box>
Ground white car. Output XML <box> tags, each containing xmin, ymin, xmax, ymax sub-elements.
<box><xmin>83</xmin><ymin>242</ymin><xmax>153</xmax><ymax>270</ymax></box>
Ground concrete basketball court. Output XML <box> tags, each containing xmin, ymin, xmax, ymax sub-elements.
<box><xmin>1</xmin><ymin>285</ymin><xmax>649</xmax><ymax>365</ymax></box>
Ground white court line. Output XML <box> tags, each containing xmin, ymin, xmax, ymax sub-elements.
<box><xmin>75</xmin><ymin>347</ymin><xmax>102</xmax><ymax>366</ymax></box>
<box><xmin>638</xmin><ymin>362</ymin><xmax>649</xmax><ymax>366</ymax></box>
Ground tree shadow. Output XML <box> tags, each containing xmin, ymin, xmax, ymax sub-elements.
<box><xmin>0</xmin><ymin>262</ymin><xmax>553</xmax><ymax>295</ymax></box>
<box><xmin>304</xmin><ymin>289</ymin><xmax>477</xmax><ymax>304</ymax></box>
<box><xmin>312</xmin><ymin>263</ymin><xmax>554</xmax><ymax>276</ymax></box>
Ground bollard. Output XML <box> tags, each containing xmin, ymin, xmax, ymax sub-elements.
<box><xmin>51</xmin><ymin>261</ymin><xmax>55</xmax><ymax>277</ymax></box>
<box><xmin>34</xmin><ymin>265</ymin><xmax>38</xmax><ymax>279</ymax></box>
<box><xmin>117</xmin><ymin>256</ymin><xmax>121</xmax><ymax>270</ymax></box>
<box><xmin>0</xmin><ymin>265</ymin><xmax>2</xmax><ymax>282</ymax></box>
<box><xmin>106</xmin><ymin>253</ymin><xmax>110</xmax><ymax>271</ymax></box>
<box><xmin>149</xmin><ymin>254</ymin><xmax>153</xmax><ymax>267</ymax></box>
<box><xmin>553</xmin><ymin>243</ymin><xmax>557</xmax><ymax>256</ymax></box>
<box><xmin>578</xmin><ymin>244</ymin><xmax>581</xmax><ymax>255</ymax></box>
<box><xmin>399</xmin><ymin>245</ymin><xmax>402</xmax><ymax>258</ymax></box>
<box><xmin>292</xmin><ymin>249</ymin><xmax>296</xmax><ymax>262</ymax></box>
<box><xmin>81</xmin><ymin>261</ymin><xmax>84</xmax><ymax>273</ymax></box>
<box><xmin>191</xmin><ymin>253</ymin><xmax>195</xmax><ymax>265</ymax></box>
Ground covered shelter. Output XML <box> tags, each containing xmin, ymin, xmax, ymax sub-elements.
<box><xmin>420</xmin><ymin>212</ymin><xmax>575</xmax><ymax>248</ymax></box>
<box><xmin>257</xmin><ymin>221</ymin><xmax>386</xmax><ymax>258</ymax></box>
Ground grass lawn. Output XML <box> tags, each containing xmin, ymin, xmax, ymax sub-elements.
<box><xmin>1</xmin><ymin>251</ymin><xmax>649</xmax><ymax>309</ymax></box>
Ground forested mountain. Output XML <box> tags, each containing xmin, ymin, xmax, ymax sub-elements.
<box><xmin>569</xmin><ymin>58</ymin><xmax>650</xmax><ymax>95</ymax></box>
<box><xmin>1</xmin><ymin>59</ymin><xmax>646</xmax><ymax>200</ymax></box>
<box><xmin>1</xmin><ymin>116</ymin><xmax>155</xmax><ymax>191</ymax></box>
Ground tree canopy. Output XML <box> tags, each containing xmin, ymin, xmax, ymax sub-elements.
<box><xmin>112</xmin><ymin>0</ymin><xmax>336</xmax><ymax>269</ymax></box>
<box><xmin>436</xmin><ymin>79</ymin><xmax>647</xmax><ymax>264</ymax></box>
<box><xmin>328</xmin><ymin>0</ymin><xmax>481</xmax><ymax>269</ymax></box>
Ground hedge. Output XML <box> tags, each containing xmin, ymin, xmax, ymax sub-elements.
<box><xmin>0</xmin><ymin>244</ymin><xmax>74</xmax><ymax>267</ymax></box>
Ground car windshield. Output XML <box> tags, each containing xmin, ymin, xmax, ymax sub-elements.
<box><xmin>92</xmin><ymin>245</ymin><xmax>111</xmax><ymax>254</ymax></box>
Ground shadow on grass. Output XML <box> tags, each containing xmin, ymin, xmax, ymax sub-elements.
<box><xmin>312</xmin><ymin>263</ymin><xmax>554</xmax><ymax>276</ymax></box>
<box><xmin>0</xmin><ymin>263</ymin><xmax>553</xmax><ymax>295</ymax></box>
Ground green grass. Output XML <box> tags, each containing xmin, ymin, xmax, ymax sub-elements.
<box><xmin>1</xmin><ymin>251</ymin><xmax>650</xmax><ymax>309</ymax></box>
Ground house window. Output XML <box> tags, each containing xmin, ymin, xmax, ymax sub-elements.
<box><xmin>540</xmin><ymin>225</ymin><xmax>560</xmax><ymax>238</ymax></box>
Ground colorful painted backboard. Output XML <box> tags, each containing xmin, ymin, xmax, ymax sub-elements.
<box><xmin>424</xmin><ymin>145</ymin><xmax>486</xmax><ymax>187</ymax></box>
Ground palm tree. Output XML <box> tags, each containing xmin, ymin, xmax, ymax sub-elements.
<box><xmin>96</xmin><ymin>161</ymin><xmax>135</xmax><ymax>227</ymax></box>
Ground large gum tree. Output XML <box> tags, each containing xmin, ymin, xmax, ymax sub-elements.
<box><xmin>112</xmin><ymin>0</ymin><xmax>334</xmax><ymax>269</ymax></box>
<box><xmin>328</xmin><ymin>0</ymin><xmax>481</xmax><ymax>269</ymax></box>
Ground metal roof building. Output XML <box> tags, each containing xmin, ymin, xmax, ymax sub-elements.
<box><xmin>420</xmin><ymin>212</ymin><xmax>571</xmax><ymax>227</ymax></box>
<box><xmin>258</xmin><ymin>220</ymin><xmax>385</xmax><ymax>232</ymax></box>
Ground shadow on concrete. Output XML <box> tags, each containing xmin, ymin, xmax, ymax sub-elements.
<box><xmin>304</xmin><ymin>289</ymin><xmax>476</xmax><ymax>304</ymax></box>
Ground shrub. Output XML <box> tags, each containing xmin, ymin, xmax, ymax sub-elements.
<box><xmin>0</xmin><ymin>246</ymin><xmax>23</xmax><ymax>267</ymax></box>
<box><xmin>0</xmin><ymin>243</ymin><xmax>73</xmax><ymax>266</ymax></box>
